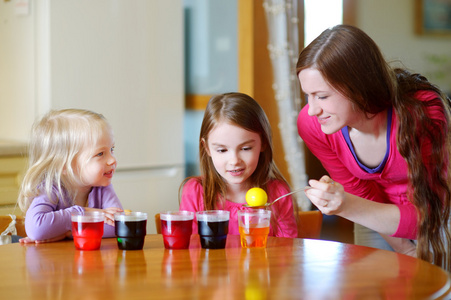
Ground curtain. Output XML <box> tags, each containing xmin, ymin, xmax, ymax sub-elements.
<box><xmin>263</xmin><ymin>0</ymin><xmax>310</xmax><ymax>211</ymax></box>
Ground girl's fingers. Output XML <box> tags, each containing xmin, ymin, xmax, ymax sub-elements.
<box><xmin>106</xmin><ymin>218</ymin><xmax>115</xmax><ymax>226</ymax></box>
<box><xmin>19</xmin><ymin>237</ymin><xmax>35</xmax><ymax>244</ymax></box>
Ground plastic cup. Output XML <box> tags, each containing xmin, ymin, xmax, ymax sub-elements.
<box><xmin>238</xmin><ymin>209</ymin><xmax>271</xmax><ymax>248</ymax></box>
<box><xmin>71</xmin><ymin>211</ymin><xmax>105</xmax><ymax>250</ymax></box>
<box><xmin>114</xmin><ymin>211</ymin><xmax>148</xmax><ymax>250</ymax></box>
<box><xmin>160</xmin><ymin>211</ymin><xmax>194</xmax><ymax>249</ymax></box>
<box><xmin>196</xmin><ymin>210</ymin><xmax>230</xmax><ymax>249</ymax></box>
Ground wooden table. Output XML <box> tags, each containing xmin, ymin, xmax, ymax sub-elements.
<box><xmin>0</xmin><ymin>234</ymin><xmax>450</xmax><ymax>299</ymax></box>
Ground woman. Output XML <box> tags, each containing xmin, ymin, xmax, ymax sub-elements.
<box><xmin>296</xmin><ymin>24</ymin><xmax>451</xmax><ymax>270</ymax></box>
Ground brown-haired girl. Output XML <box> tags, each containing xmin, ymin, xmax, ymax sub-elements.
<box><xmin>180</xmin><ymin>92</ymin><xmax>298</xmax><ymax>237</ymax></box>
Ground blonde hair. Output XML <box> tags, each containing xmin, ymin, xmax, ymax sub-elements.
<box><xmin>18</xmin><ymin>109</ymin><xmax>112</xmax><ymax>213</ymax></box>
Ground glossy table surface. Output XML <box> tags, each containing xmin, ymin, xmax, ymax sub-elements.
<box><xmin>0</xmin><ymin>234</ymin><xmax>450</xmax><ymax>299</ymax></box>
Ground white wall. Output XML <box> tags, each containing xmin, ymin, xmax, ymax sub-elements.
<box><xmin>0</xmin><ymin>1</ymin><xmax>36</xmax><ymax>141</ymax></box>
<box><xmin>1</xmin><ymin>0</ymin><xmax>450</xmax><ymax>145</ymax></box>
<box><xmin>356</xmin><ymin>0</ymin><xmax>451</xmax><ymax>93</ymax></box>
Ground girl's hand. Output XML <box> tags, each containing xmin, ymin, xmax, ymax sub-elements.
<box><xmin>103</xmin><ymin>207</ymin><xmax>124</xmax><ymax>226</ymax></box>
<box><xmin>84</xmin><ymin>207</ymin><xmax>123</xmax><ymax>226</ymax></box>
<box><xmin>19</xmin><ymin>231</ymin><xmax>72</xmax><ymax>244</ymax></box>
<box><xmin>305</xmin><ymin>175</ymin><xmax>345</xmax><ymax>214</ymax></box>
<box><xmin>19</xmin><ymin>237</ymin><xmax>36</xmax><ymax>244</ymax></box>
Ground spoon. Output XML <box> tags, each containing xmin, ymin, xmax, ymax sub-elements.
<box><xmin>243</xmin><ymin>186</ymin><xmax>311</xmax><ymax>208</ymax></box>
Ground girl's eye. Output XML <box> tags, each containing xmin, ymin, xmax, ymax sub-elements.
<box><xmin>95</xmin><ymin>152</ymin><xmax>104</xmax><ymax>157</ymax></box>
<box><xmin>242</xmin><ymin>147</ymin><xmax>252</xmax><ymax>151</ymax></box>
<box><xmin>217</xmin><ymin>149</ymin><xmax>227</xmax><ymax>153</ymax></box>
<box><xmin>318</xmin><ymin>96</ymin><xmax>328</xmax><ymax>100</ymax></box>
<box><xmin>111</xmin><ymin>147</ymin><xmax>115</xmax><ymax>153</ymax></box>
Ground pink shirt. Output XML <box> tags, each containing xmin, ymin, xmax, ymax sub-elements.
<box><xmin>179</xmin><ymin>178</ymin><xmax>298</xmax><ymax>238</ymax></box>
<box><xmin>297</xmin><ymin>90</ymin><xmax>444</xmax><ymax>239</ymax></box>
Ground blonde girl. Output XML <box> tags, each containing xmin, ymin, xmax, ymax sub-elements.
<box><xmin>18</xmin><ymin>109</ymin><xmax>123</xmax><ymax>243</ymax></box>
<box><xmin>180</xmin><ymin>92</ymin><xmax>298</xmax><ymax>237</ymax></box>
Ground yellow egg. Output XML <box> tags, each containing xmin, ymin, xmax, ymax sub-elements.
<box><xmin>245</xmin><ymin>188</ymin><xmax>268</xmax><ymax>206</ymax></box>
<box><xmin>245</xmin><ymin>284</ymin><xmax>267</xmax><ymax>300</ymax></box>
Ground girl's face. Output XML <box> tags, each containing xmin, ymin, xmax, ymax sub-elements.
<box><xmin>75</xmin><ymin>129</ymin><xmax>117</xmax><ymax>191</ymax></box>
<box><xmin>206</xmin><ymin>122</ymin><xmax>262</xmax><ymax>189</ymax></box>
<box><xmin>298</xmin><ymin>68</ymin><xmax>358</xmax><ymax>134</ymax></box>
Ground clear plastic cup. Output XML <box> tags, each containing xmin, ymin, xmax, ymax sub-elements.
<box><xmin>114</xmin><ymin>211</ymin><xmax>148</xmax><ymax>250</ymax></box>
<box><xmin>196</xmin><ymin>210</ymin><xmax>230</xmax><ymax>249</ymax></box>
<box><xmin>71</xmin><ymin>211</ymin><xmax>105</xmax><ymax>250</ymax></box>
<box><xmin>238</xmin><ymin>209</ymin><xmax>271</xmax><ymax>248</ymax></box>
<box><xmin>160</xmin><ymin>211</ymin><xmax>194</xmax><ymax>249</ymax></box>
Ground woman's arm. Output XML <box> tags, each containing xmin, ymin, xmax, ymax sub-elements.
<box><xmin>306</xmin><ymin>176</ymin><xmax>401</xmax><ymax>235</ymax></box>
<box><xmin>380</xmin><ymin>234</ymin><xmax>417</xmax><ymax>257</ymax></box>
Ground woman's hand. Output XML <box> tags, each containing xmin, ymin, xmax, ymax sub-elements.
<box><xmin>19</xmin><ymin>231</ymin><xmax>72</xmax><ymax>244</ymax></box>
<box><xmin>306</xmin><ymin>175</ymin><xmax>403</xmax><ymax>237</ymax></box>
<box><xmin>305</xmin><ymin>175</ymin><xmax>345</xmax><ymax>214</ymax></box>
<box><xmin>84</xmin><ymin>207</ymin><xmax>123</xmax><ymax>226</ymax></box>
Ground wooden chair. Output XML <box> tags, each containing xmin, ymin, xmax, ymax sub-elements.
<box><xmin>296</xmin><ymin>210</ymin><xmax>323</xmax><ymax>239</ymax></box>
<box><xmin>155</xmin><ymin>213</ymin><xmax>161</xmax><ymax>234</ymax></box>
<box><xmin>0</xmin><ymin>215</ymin><xmax>26</xmax><ymax>237</ymax></box>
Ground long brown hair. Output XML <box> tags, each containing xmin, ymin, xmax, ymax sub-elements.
<box><xmin>296</xmin><ymin>24</ymin><xmax>451</xmax><ymax>270</ymax></box>
<box><xmin>180</xmin><ymin>92</ymin><xmax>289</xmax><ymax>210</ymax></box>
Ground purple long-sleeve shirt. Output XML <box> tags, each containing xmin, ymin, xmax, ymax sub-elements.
<box><xmin>24</xmin><ymin>184</ymin><xmax>123</xmax><ymax>240</ymax></box>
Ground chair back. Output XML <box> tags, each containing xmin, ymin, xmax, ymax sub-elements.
<box><xmin>297</xmin><ymin>210</ymin><xmax>322</xmax><ymax>239</ymax></box>
<box><xmin>155</xmin><ymin>213</ymin><xmax>161</xmax><ymax>234</ymax></box>
<box><xmin>0</xmin><ymin>215</ymin><xmax>26</xmax><ymax>237</ymax></box>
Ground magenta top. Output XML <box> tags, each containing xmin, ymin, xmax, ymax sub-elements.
<box><xmin>179</xmin><ymin>178</ymin><xmax>298</xmax><ymax>238</ymax></box>
<box><xmin>24</xmin><ymin>184</ymin><xmax>123</xmax><ymax>240</ymax></box>
<box><xmin>297</xmin><ymin>90</ymin><xmax>445</xmax><ymax>239</ymax></box>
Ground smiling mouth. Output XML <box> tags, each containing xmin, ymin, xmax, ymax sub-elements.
<box><xmin>228</xmin><ymin>169</ymin><xmax>244</xmax><ymax>175</ymax></box>
<box><xmin>104</xmin><ymin>170</ymin><xmax>114</xmax><ymax>176</ymax></box>
<box><xmin>317</xmin><ymin>116</ymin><xmax>330</xmax><ymax>124</ymax></box>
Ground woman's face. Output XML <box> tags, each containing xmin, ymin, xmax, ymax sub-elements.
<box><xmin>298</xmin><ymin>68</ymin><xmax>358</xmax><ymax>134</ymax></box>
